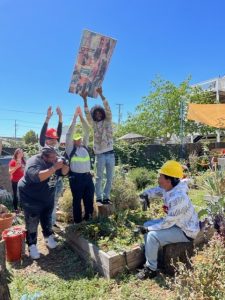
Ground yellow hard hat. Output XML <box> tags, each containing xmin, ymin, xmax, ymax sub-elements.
<box><xmin>159</xmin><ymin>160</ymin><xmax>183</xmax><ymax>179</ymax></box>
<box><xmin>73</xmin><ymin>133</ymin><xmax>82</xmax><ymax>141</ymax></box>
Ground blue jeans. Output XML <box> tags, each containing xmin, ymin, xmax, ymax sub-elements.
<box><xmin>143</xmin><ymin>219</ymin><xmax>190</xmax><ymax>271</ymax></box>
<box><xmin>52</xmin><ymin>178</ymin><xmax>63</xmax><ymax>225</ymax></box>
<box><xmin>95</xmin><ymin>152</ymin><xmax>115</xmax><ymax>200</ymax></box>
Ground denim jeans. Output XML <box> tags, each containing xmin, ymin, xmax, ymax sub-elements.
<box><xmin>95</xmin><ymin>152</ymin><xmax>115</xmax><ymax>200</ymax></box>
<box><xmin>52</xmin><ymin>178</ymin><xmax>63</xmax><ymax>225</ymax></box>
<box><xmin>143</xmin><ymin>219</ymin><xmax>190</xmax><ymax>271</ymax></box>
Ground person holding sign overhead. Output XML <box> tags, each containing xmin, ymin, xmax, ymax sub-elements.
<box><xmin>82</xmin><ymin>87</ymin><xmax>115</xmax><ymax>206</ymax></box>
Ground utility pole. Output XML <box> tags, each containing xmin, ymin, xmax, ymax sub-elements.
<box><xmin>116</xmin><ymin>104</ymin><xmax>123</xmax><ymax>125</ymax></box>
<box><xmin>179</xmin><ymin>97</ymin><xmax>185</xmax><ymax>159</ymax></box>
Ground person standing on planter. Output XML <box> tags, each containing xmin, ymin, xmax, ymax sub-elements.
<box><xmin>8</xmin><ymin>148</ymin><xmax>26</xmax><ymax>213</ymax></box>
<box><xmin>40</xmin><ymin>106</ymin><xmax>63</xmax><ymax>231</ymax></box>
<box><xmin>82</xmin><ymin>87</ymin><xmax>115</xmax><ymax>206</ymax></box>
<box><xmin>65</xmin><ymin>106</ymin><xmax>94</xmax><ymax>223</ymax></box>
<box><xmin>137</xmin><ymin>160</ymin><xmax>200</xmax><ymax>280</ymax></box>
<box><xmin>18</xmin><ymin>146</ymin><xmax>69</xmax><ymax>260</ymax></box>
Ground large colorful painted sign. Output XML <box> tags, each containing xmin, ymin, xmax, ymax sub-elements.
<box><xmin>69</xmin><ymin>30</ymin><xmax>117</xmax><ymax>98</ymax></box>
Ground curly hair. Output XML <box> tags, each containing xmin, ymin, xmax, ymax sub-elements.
<box><xmin>90</xmin><ymin>105</ymin><xmax>106</xmax><ymax>121</ymax></box>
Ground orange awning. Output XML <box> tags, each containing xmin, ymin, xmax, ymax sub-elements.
<box><xmin>187</xmin><ymin>103</ymin><xmax>225</xmax><ymax>128</ymax></box>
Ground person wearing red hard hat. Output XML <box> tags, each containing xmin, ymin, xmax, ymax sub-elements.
<box><xmin>39</xmin><ymin>106</ymin><xmax>63</xmax><ymax>232</ymax></box>
<box><xmin>40</xmin><ymin>106</ymin><xmax>62</xmax><ymax>148</ymax></box>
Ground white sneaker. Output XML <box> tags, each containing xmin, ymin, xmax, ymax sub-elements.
<box><xmin>45</xmin><ymin>234</ymin><xmax>57</xmax><ymax>249</ymax></box>
<box><xmin>29</xmin><ymin>244</ymin><xmax>40</xmax><ymax>260</ymax></box>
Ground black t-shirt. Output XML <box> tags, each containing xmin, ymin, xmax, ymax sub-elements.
<box><xmin>18</xmin><ymin>154</ymin><xmax>61</xmax><ymax>205</ymax></box>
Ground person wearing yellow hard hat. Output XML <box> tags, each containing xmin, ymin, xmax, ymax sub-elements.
<box><xmin>65</xmin><ymin>106</ymin><xmax>94</xmax><ymax>224</ymax></box>
<box><xmin>136</xmin><ymin>160</ymin><xmax>199</xmax><ymax>280</ymax></box>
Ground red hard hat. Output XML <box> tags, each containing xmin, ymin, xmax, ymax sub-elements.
<box><xmin>45</xmin><ymin>128</ymin><xmax>59</xmax><ymax>139</ymax></box>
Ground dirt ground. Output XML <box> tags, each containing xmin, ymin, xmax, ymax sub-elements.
<box><xmin>8</xmin><ymin>224</ymin><xmax>84</xmax><ymax>280</ymax></box>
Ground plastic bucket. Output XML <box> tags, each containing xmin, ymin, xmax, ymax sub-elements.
<box><xmin>2</xmin><ymin>226</ymin><xmax>26</xmax><ymax>262</ymax></box>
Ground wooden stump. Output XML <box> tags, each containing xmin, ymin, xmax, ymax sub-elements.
<box><xmin>158</xmin><ymin>242</ymin><xmax>194</xmax><ymax>275</ymax></box>
<box><xmin>98</xmin><ymin>205</ymin><xmax>114</xmax><ymax>217</ymax></box>
<box><xmin>0</xmin><ymin>240</ymin><xmax>10</xmax><ymax>300</ymax></box>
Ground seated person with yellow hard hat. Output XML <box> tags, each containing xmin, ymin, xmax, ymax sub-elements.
<box><xmin>65</xmin><ymin>106</ymin><xmax>94</xmax><ymax>224</ymax></box>
<box><xmin>137</xmin><ymin>160</ymin><xmax>200</xmax><ymax>280</ymax></box>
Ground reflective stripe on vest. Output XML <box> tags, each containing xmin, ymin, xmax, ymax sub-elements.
<box><xmin>71</xmin><ymin>155</ymin><xmax>90</xmax><ymax>163</ymax></box>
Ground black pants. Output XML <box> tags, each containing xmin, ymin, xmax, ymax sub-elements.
<box><xmin>11</xmin><ymin>181</ymin><xmax>19</xmax><ymax>210</ymax></box>
<box><xmin>69</xmin><ymin>173</ymin><xmax>94</xmax><ymax>223</ymax></box>
<box><xmin>23</xmin><ymin>204</ymin><xmax>54</xmax><ymax>246</ymax></box>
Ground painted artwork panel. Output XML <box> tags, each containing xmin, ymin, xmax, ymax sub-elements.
<box><xmin>69</xmin><ymin>30</ymin><xmax>117</xmax><ymax>98</ymax></box>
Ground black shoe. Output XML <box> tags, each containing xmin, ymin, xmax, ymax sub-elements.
<box><xmin>103</xmin><ymin>199</ymin><xmax>112</xmax><ymax>205</ymax></box>
<box><xmin>96</xmin><ymin>199</ymin><xmax>103</xmax><ymax>206</ymax></box>
<box><xmin>136</xmin><ymin>266</ymin><xmax>157</xmax><ymax>280</ymax></box>
<box><xmin>83</xmin><ymin>214</ymin><xmax>93</xmax><ymax>221</ymax></box>
<box><xmin>52</xmin><ymin>224</ymin><xmax>62</xmax><ymax>233</ymax></box>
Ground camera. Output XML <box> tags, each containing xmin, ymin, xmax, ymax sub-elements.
<box><xmin>57</xmin><ymin>156</ymin><xmax>69</xmax><ymax>166</ymax></box>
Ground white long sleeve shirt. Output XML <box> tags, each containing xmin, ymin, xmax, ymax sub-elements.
<box><xmin>143</xmin><ymin>182</ymin><xmax>200</xmax><ymax>239</ymax></box>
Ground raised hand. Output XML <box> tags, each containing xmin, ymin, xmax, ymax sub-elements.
<box><xmin>96</xmin><ymin>87</ymin><xmax>103</xmax><ymax>96</ymax></box>
<box><xmin>74</xmin><ymin>107</ymin><xmax>80</xmax><ymax>119</ymax></box>
<box><xmin>56</xmin><ymin>106</ymin><xmax>62</xmax><ymax>117</ymax></box>
<box><xmin>77</xmin><ymin>106</ymin><xmax>83</xmax><ymax>118</ymax></box>
<box><xmin>56</xmin><ymin>106</ymin><xmax>62</xmax><ymax>122</ymax></box>
<box><xmin>46</xmin><ymin>106</ymin><xmax>53</xmax><ymax>120</ymax></box>
<box><xmin>80</xmin><ymin>90</ymin><xmax>88</xmax><ymax>100</ymax></box>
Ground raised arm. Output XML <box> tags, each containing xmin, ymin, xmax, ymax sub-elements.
<box><xmin>65</xmin><ymin>107</ymin><xmax>79</xmax><ymax>156</ymax></box>
<box><xmin>79</xmin><ymin>107</ymin><xmax>90</xmax><ymax>148</ymax></box>
<box><xmin>81</xmin><ymin>91</ymin><xmax>93</xmax><ymax>126</ymax></box>
<box><xmin>56</xmin><ymin>106</ymin><xmax>63</xmax><ymax>142</ymax></box>
<box><xmin>96</xmin><ymin>87</ymin><xmax>112</xmax><ymax>121</ymax></box>
<box><xmin>40</xmin><ymin>106</ymin><xmax>53</xmax><ymax>147</ymax></box>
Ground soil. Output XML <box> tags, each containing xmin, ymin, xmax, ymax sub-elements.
<box><xmin>8</xmin><ymin>224</ymin><xmax>85</xmax><ymax>280</ymax></box>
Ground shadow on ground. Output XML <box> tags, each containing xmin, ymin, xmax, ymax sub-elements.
<box><xmin>9</xmin><ymin>241</ymin><xmax>96</xmax><ymax>280</ymax></box>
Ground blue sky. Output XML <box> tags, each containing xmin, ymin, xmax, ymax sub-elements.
<box><xmin>1</xmin><ymin>0</ymin><xmax>225</xmax><ymax>137</ymax></box>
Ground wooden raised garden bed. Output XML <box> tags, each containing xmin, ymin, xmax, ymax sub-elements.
<box><xmin>65</xmin><ymin>225</ymin><xmax>145</xmax><ymax>278</ymax></box>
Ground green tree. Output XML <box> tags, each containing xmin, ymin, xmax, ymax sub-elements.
<box><xmin>115</xmin><ymin>76</ymin><xmax>216</xmax><ymax>141</ymax></box>
<box><xmin>23</xmin><ymin>130</ymin><xmax>38</xmax><ymax>144</ymax></box>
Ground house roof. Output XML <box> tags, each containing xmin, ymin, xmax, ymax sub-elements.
<box><xmin>117</xmin><ymin>133</ymin><xmax>146</xmax><ymax>140</ymax></box>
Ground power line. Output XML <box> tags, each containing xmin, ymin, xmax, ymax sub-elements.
<box><xmin>0</xmin><ymin>119</ymin><xmax>43</xmax><ymax>124</ymax></box>
<box><xmin>0</xmin><ymin>108</ymin><xmax>73</xmax><ymax>117</ymax></box>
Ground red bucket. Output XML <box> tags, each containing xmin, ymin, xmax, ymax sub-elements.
<box><xmin>2</xmin><ymin>226</ymin><xmax>26</xmax><ymax>262</ymax></box>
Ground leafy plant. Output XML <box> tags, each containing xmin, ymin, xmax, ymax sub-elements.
<box><xmin>75</xmin><ymin>207</ymin><xmax>164</xmax><ymax>252</ymax></box>
<box><xmin>0</xmin><ymin>189</ymin><xmax>13</xmax><ymax>210</ymax></box>
<box><xmin>198</xmin><ymin>171</ymin><xmax>225</xmax><ymax>235</ymax></box>
<box><xmin>168</xmin><ymin>234</ymin><xmax>225</xmax><ymax>299</ymax></box>
<box><xmin>111</xmin><ymin>170</ymin><xmax>139</xmax><ymax>211</ymax></box>
<box><xmin>128</xmin><ymin>167</ymin><xmax>157</xmax><ymax>190</ymax></box>
<box><xmin>201</xmin><ymin>170</ymin><xmax>225</xmax><ymax>196</ymax></box>
<box><xmin>58</xmin><ymin>188</ymin><xmax>73</xmax><ymax>222</ymax></box>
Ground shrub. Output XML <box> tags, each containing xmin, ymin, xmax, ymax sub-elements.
<box><xmin>128</xmin><ymin>167</ymin><xmax>157</xmax><ymax>190</ymax></box>
<box><xmin>168</xmin><ymin>234</ymin><xmax>225</xmax><ymax>299</ymax></box>
<box><xmin>111</xmin><ymin>171</ymin><xmax>139</xmax><ymax>211</ymax></box>
<box><xmin>58</xmin><ymin>188</ymin><xmax>73</xmax><ymax>222</ymax></box>
<box><xmin>0</xmin><ymin>189</ymin><xmax>13</xmax><ymax>210</ymax></box>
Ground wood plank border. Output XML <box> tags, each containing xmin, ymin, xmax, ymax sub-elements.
<box><xmin>65</xmin><ymin>226</ymin><xmax>145</xmax><ymax>278</ymax></box>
